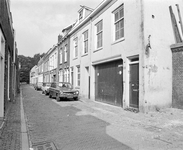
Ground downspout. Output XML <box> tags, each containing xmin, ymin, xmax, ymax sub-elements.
<box><xmin>140</xmin><ymin>0</ymin><xmax>146</xmax><ymax>112</ymax></box>
<box><xmin>89</xmin><ymin>17</ymin><xmax>92</xmax><ymax>99</ymax></box>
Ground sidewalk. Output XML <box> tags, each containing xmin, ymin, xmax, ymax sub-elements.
<box><xmin>0</xmin><ymin>89</ymin><xmax>30</xmax><ymax>150</ymax></box>
<box><xmin>78</xmin><ymin>98</ymin><xmax>183</xmax><ymax>149</ymax></box>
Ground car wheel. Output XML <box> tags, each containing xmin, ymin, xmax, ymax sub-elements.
<box><xmin>49</xmin><ymin>92</ymin><xmax>52</xmax><ymax>98</ymax></box>
<box><xmin>74</xmin><ymin>97</ymin><xmax>78</xmax><ymax>101</ymax></box>
<box><xmin>56</xmin><ymin>93</ymin><xmax>60</xmax><ymax>102</ymax></box>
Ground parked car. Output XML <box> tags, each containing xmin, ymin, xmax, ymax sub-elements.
<box><xmin>42</xmin><ymin>83</ymin><xmax>51</xmax><ymax>95</ymax></box>
<box><xmin>33</xmin><ymin>83</ymin><xmax>38</xmax><ymax>90</ymax></box>
<box><xmin>35</xmin><ymin>82</ymin><xmax>43</xmax><ymax>91</ymax></box>
<box><xmin>49</xmin><ymin>82</ymin><xmax>79</xmax><ymax>101</ymax></box>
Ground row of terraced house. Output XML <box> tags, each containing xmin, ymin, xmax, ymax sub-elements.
<box><xmin>30</xmin><ymin>0</ymin><xmax>183</xmax><ymax>112</ymax></box>
<box><xmin>0</xmin><ymin>0</ymin><xmax>20</xmax><ymax>125</ymax></box>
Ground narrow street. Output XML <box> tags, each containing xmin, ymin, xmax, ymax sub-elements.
<box><xmin>22</xmin><ymin>84</ymin><xmax>183</xmax><ymax>150</ymax></box>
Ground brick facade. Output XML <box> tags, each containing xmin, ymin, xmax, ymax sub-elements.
<box><xmin>171</xmin><ymin>43</ymin><xmax>183</xmax><ymax>109</ymax></box>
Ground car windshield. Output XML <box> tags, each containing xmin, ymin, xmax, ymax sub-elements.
<box><xmin>46</xmin><ymin>84</ymin><xmax>51</xmax><ymax>87</ymax></box>
<box><xmin>58</xmin><ymin>83</ymin><xmax>72</xmax><ymax>88</ymax></box>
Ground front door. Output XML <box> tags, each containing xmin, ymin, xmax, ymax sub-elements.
<box><xmin>129</xmin><ymin>63</ymin><xmax>139</xmax><ymax>108</ymax></box>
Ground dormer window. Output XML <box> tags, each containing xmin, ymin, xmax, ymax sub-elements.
<box><xmin>78</xmin><ymin>6</ymin><xmax>93</xmax><ymax>22</ymax></box>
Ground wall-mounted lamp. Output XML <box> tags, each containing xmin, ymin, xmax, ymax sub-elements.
<box><xmin>145</xmin><ymin>35</ymin><xmax>151</xmax><ymax>56</ymax></box>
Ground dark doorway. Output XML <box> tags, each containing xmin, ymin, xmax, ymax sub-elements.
<box><xmin>129</xmin><ymin>63</ymin><xmax>139</xmax><ymax>108</ymax></box>
<box><xmin>95</xmin><ymin>59</ymin><xmax>123</xmax><ymax>107</ymax></box>
<box><xmin>85</xmin><ymin>67</ymin><xmax>90</xmax><ymax>99</ymax></box>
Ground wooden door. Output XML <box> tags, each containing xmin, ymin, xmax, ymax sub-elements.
<box><xmin>129</xmin><ymin>63</ymin><xmax>139</xmax><ymax>108</ymax></box>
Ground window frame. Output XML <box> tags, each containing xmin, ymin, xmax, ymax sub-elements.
<box><xmin>73</xmin><ymin>38</ymin><xmax>78</xmax><ymax>58</ymax></box>
<box><xmin>70</xmin><ymin>67</ymin><xmax>74</xmax><ymax>85</ymax></box>
<box><xmin>96</xmin><ymin>20</ymin><xmax>103</xmax><ymax>49</ymax></box>
<box><xmin>67</xmin><ymin>68</ymin><xmax>69</xmax><ymax>82</ymax></box>
<box><xmin>76</xmin><ymin>66</ymin><xmax>80</xmax><ymax>87</ymax></box>
<box><xmin>60</xmin><ymin>48</ymin><xmax>62</xmax><ymax>64</ymax></box>
<box><xmin>59</xmin><ymin>70</ymin><xmax>62</xmax><ymax>82</ymax></box>
<box><xmin>64</xmin><ymin>68</ymin><xmax>67</xmax><ymax>82</ymax></box>
<box><xmin>113</xmin><ymin>4</ymin><xmax>124</xmax><ymax>41</ymax></box>
<box><xmin>64</xmin><ymin>45</ymin><xmax>67</xmax><ymax>62</ymax></box>
<box><xmin>83</xmin><ymin>30</ymin><xmax>88</xmax><ymax>54</ymax></box>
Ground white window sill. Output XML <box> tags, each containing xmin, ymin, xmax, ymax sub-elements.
<box><xmin>81</xmin><ymin>53</ymin><xmax>88</xmax><ymax>57</ymax></box>
<box><xmin>111</xmin><ymin>37</ymin><xmax>125</xmax><ymax>45</ymax></box>
<box><xmin>73</xmin><ymin>57</ymin><xmax>78</xmax><ymax>60</ymax></box>
<box><xmin>93</xmin><ymin>47</ymin><xmax>103</xmax><ymax>53</ymax></box>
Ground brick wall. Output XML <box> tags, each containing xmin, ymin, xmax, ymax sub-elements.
<box><xmin>171</xmin><ymin>43</ymin><xmax>183</xmax><ymax>109</ymax></box>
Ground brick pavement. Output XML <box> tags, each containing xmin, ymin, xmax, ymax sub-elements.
<box><xmin>0</xmin><ymin>95</ymin><xmax>21</xmax><ymax>150</ymax></box>
<box><xmin>4</xmin><ymin>84</ymin><xmax>182</xmax><ymax>150</ymax></box>
<box><xmin>22</xmin><ymin>84</ymin><xmax>133</xmax><ymax>150</ymax></box>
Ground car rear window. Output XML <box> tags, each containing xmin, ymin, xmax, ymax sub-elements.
<box><xmin>59</xmin><ymin>83</ymin><xmax>72</xmax><ymax>88</ymax></box>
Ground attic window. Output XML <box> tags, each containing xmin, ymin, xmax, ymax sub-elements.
<box><xmin>79</xmin><ymin>9</ymin><xmax>83</xmax><ymax>20</ymax></box>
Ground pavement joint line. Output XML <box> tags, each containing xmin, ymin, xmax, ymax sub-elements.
<box><xmin>0</xmin><ymin>120</ymin><xmax>5</xmax><ymax>130</ymax></box>
<box><xmin>20</xmin><ymin>87</ymin><xmax>31</xmax><ymax>150</ymax></box>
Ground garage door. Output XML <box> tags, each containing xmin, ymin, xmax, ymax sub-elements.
<box><xmin>95</xmin><ymin>59</ymin><xmax>123</xmax><ymax>107</ymax></box>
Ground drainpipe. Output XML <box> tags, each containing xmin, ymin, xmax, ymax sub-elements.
<box><xmin>140</xmin><ymin>0</ymin><xmax>145</xmax><ymax>112</ymax></box>
<box><xmin>89</xmin><ymin>17</ymin><xmax>92</xmax><ymax>99</ymax></box>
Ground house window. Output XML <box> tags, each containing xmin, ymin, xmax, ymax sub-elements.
<box><xmin>83</xmin><ymin>30</ymin><xmax>88</xmax><ymax>54</ymax></box>
<box><xmin>64</xmin><ymin>68</ymin><xmax>67</xmax><ymax>82</ymax></box>
<box><xmin>74</xmin><ymin>38</ymin><xmax>78</xmax><ymax>58</ymax></box>
<box><xmin>96</xmin><ymin>20</ymin><xmax>103</xmax><ymax>49</ymax></box>
<box><xmin>76</xmin><ymin>66</ymin><xmax>80</xmax><ymax>86</ymax></box>
<box><xmin>59</xmin><ymin>70</ymin><xmax>63</xmax><ymax>82</ymax></box>
<box><xmin>64</xmin><ymin>45</ymin><xmax>67</xmax><ymax>62</ymax></box>
<box><xmin>60</xmin><ymin>48</ymin><xmax>62</xmax><ymax>64</ymax></box>
<box><xmin>67</xmin><ymin>68</ymin><xmax>69</xmax><ymax>82</ymax></box>
<box><xmin>114</xmin><ymin>4</ymin><xmax>124</xmax><ymax>41</ymax></box>
<box><xmin>79</xmin><ymin>9</ymin><xmax>83</xmax><ymax>20</ymax></box>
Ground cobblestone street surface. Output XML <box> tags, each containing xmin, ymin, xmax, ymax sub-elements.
<box><xmin>0</xmin><ymin>95</ymin><xmax>21</xmax><ymax>150</ymax></box>
<box><xmin>21</xmin><ymin>84</ymin><xmax>183</xmax><ymax>150</ymax></box>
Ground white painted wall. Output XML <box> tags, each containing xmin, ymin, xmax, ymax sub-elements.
<box><xmin>0</xmin><ymin>29</ymin><xmax>5</xmax><ymax>117</ymax></box>
<box><xmin>70</xmin><ymin>21</ymin><xmax>91</xmax><ymax>98</ymax></box>
<box><xmin>69</xmin><ymin>0</ymin><xmax>182</xmax><ymax>111</ymax></box>
<box><xmin>90</xmin><ymin>0</ymin><xmax>143</xmax><ymax>107</ymax></box>
<box><xmin>143</xmin><ymin>0</ymin><xmax>183</xmax><ymax>111</ymax></box>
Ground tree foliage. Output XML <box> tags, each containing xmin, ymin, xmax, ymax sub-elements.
<box><xmin>18</xmin><ymin>53</ymin><xmax>45</xmax><ymax>83</ymax></box>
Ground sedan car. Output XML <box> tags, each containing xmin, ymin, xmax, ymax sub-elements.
<box><xmin>34</xmin><ymin>82</ymin><xmax>42</xmax><ymax>91</ymax></box>
<box><xmin>49</xmin><ymin>82</ymin><xmax>79</xmax><ymax>101</ymax></box>
<box><xmin>42</xmin><ymin>83</ymin><xmax>51</xmax><ymax>95</ymax></box>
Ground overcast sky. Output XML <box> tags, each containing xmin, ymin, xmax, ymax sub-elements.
<box><xmin>11</xmin><ymin>0</ymin><xmax>103</xmax><ymax>57</ymax></box>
